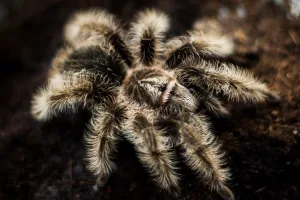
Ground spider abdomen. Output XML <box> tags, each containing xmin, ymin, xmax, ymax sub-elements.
<box><xmin>62</xmin><ymin>45</ymin><xmax>127</xmax><ymax>83</ymax></box>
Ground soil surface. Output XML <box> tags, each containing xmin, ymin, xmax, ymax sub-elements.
<box><xmin>0</xmin><ymin>1</ymin><xmax>299</xmax><ymax>200</ymax></box>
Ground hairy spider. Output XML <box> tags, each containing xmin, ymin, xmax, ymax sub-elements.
<box><xmin>31</xmin><ymin>9</ymin><xmax>280</xmax><ymax>200</ymax></box>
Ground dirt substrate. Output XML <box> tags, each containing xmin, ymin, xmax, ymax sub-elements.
<box><xmin>0</xmin><ymin>1</ymin><xmax>299</xmax><ymax>200</ymax></box>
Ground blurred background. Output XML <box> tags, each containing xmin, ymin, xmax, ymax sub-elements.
<box><xmin>0</xmin><ymin>0</ymin><xmax>299</xmax><ymax>200</ymax></box>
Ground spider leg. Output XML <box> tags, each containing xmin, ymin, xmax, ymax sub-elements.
<box><xmin>165</xmin><ymin>30</ymin><xmax>233</xmax><ymax>69</ymax></box>
<box><xmin>128</xmin><ymin>9</ymin><xmax>169</xmax><ymax>66</ymax></box>
<box><xmin>175</xmin><ymin>62</ymin><xmax>280</xmax><ymax>104</ymax></box>
<box><xmin>124</xmin><ymin>112</ymin><xmax>179</xmax><ymax>194</ymax></box>
<box><xmin>31</xmin><ymin>70</ymin><xmax>118</xmax><ymax>121</ymax></box>
<box><xmin>192</xmin><ymin>19</ymin><xmax>235</xmax><ymax>57</ymax></box>
<box><xmin>175</xmin><ymin>113</ymin><xmax>234</xmax><ymax>200</ymax></box>
<box><xmin>84</xmin><ymin>102</ymin><xmax>126</xmax><ymax>187</ymax></box>
<box><xmin>164</xmin><ymin>29</ymin><xmax>279</xmax><ymax>104</ymax></box>
<box><xmin>32</xmin><ymin>10</ymin><xmax>131</xmax><ymax>121</ymax></box>
<box><xmin>188</xmin><ymin>85</ymin><xmax>229</xmax><ymax>117</ymax></box>
<box><xmin>64</xmin><ymin>9</ymin><xmax>133</xmax><ymax>66</ymax></box>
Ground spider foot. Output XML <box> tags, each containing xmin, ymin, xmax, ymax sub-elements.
<box><xmin>266</xmin><ymin>91</ymin><xmax>281</xmax><ymax>103</ymax></box>
<box><xmin>167</xmin><ymin>185</ymin><xmax>181</xmax><ymax>198</ymax></box>
<box><xmin>96</xmin><ymin>174</ymin><xmax>109</xmax><ymax>188</ymax></box>
<box><xmin>216</xmin><ymin>185</ymin><xmax>235</xmax><ymax>200</ymax></box>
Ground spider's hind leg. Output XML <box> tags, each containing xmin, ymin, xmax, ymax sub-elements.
<box><xmin>84</xmin><ymin>102</ymin><xmax>126</xmax><ymax>188</ymax></box>
<box><xmin>128</xmin><ymin>9</ymin><xmax>169</xmax><ymax>66</ymax></box>
<box><xmin>175</xmin><ymin>113</ymin><xmax>234</xmax><ymax>200</ymax></box>
<box><xmin>124</xmin><ymin>111</ymin><xmax>180</xmax><ymax>195</ymax></box>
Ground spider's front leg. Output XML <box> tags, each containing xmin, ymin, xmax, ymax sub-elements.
<box><xmin>64</xmin><ymin>9</ymin><xmax>133</xmax><ymax>66</ymax></box>
<box><xmin>84</xmin><ymin>101</ymin><xmax>126</xmax><ymax>187</ymax></box>
<box><xmin>124</xmin><ymin>111</ymin><xmax>179</xmax><ymax>194</ymax></box>
<box><xmin>128</xmin><ymin>9</ymin><xmax>169</xmax><ymax>66</ymax></box>
<box><xmin>159</xmin><ymin>112</ymin><xmax>234</xmax><ymax>200</ymax></box>
<box><xmin>165</xmin><ymin>30</ymin><xmax>233</xmax><ymax>69</ymax></box>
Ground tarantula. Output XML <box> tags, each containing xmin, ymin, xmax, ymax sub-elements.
<box><xmin>31</xmin><ymin>9</ymin><xmax>280</xmax><ymax>200</ymax></box>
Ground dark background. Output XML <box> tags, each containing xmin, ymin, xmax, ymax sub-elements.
<box><xmin>0</xmin><ymin>0</ymin><xmax>299</xmax><ymax>199</ymax></box>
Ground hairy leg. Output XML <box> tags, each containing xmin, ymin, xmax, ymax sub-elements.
<box><xmin>192</xmin><ymin>18</ymin><xmax>235</xmax><ymax>57</ymax></box>
<box><xmin>64</xmin><ymin>9</ymin><xmax>133</xmax><ymax>66</ymax></box>
<box><xmin>128</xmin><ymin>9</ymin><xmax>169</xmax><ymax>66</ymax></box>
<box><xmin>175</xmin><ymin>62</ymin><xmax>280</xmax><ymax>104</ymax></box>
<box><xmin>31</xmin><ymin>70</ymin><xmax>118</xmax><ymax>121</ymax></box>
<box><xmin>84</xmin><ymin>102</ymin><xmax>126</xmax><ymax>187</ymax></box>
<box><xmin>187</xmin><ymin>84</ymin><xmax>229</xmax><ymax>116</ymax></box>
<box><xmin>165</xmin><ymin>30</ymin><xmax>233</xmax><ymax>69</ymax></box>
<box><xmin>164</xmin><ymin>28</ymin><xmax>279</xmax><ymax>104</ymax></box>
<box><xmin>124</xmin><ymin>111</ymin><xmax>179</xmax><ymax>194</ymax></box>
<box><xmin>176</xmin><ymin>113</ymin><xmax>234</xmax><ymax>200</ymax></box>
